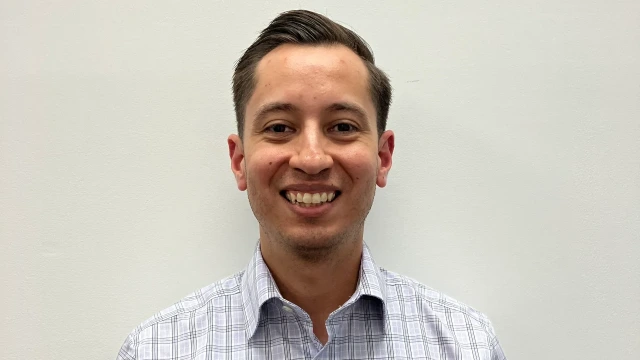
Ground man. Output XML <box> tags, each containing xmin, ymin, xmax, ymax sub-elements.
<box><xmin>117</xmin><ymin>9</ymin><xmax>506</xmax><ymax>360</ymax></box>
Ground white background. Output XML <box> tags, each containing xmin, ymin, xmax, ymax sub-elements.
<box><xmin>2</xmin><ymin>1</ymin><xmax>639</xmax><ymax>359</ymax></box>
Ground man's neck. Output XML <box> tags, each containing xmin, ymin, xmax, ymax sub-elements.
<box><xmin>259</xmin><ymin>236</ymin><xmax>363</xmax><ymax>344</ymax></box>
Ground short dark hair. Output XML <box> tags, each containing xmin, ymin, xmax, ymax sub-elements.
<box><xmin>232</xmin><ymin>9</ymin><xmax>392</xmax><ymax>138</ymax></box>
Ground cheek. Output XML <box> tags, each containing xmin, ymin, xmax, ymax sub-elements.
<box><xmin>246</xmin><ymin>148</ymin><xmax>289</xmax><ymax>184</ymax></box>
<box><xmin>338</xmin><ymin>148</ymin><xmax>379</xmax><ymax>178</ymax></box>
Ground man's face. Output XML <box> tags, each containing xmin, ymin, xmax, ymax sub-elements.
<box><xmin>229</xmin><ymin>44</ymin><xmax>394</xmax><ymax>254</ymax></box>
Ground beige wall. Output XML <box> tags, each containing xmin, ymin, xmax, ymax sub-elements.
<box><xmin>1</xmin><ymin>1</ymin><xmax>639</xmax><ymax>359</ymax></box>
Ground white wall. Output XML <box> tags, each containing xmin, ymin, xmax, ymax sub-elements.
<box><xmin>2</xmin><ymin>1</ymin><xmax>638</xmax><ymax>359</ymax></box>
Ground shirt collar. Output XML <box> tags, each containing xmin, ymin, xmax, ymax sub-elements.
<box><xmin>240</xmin><ymin>242</ymin><xmax>387</xmax><ymax>340</ymax></box>
<box><xmin>355</xmin><ymin>243</ymin><xmax>388</xmax><ymax>305</ymax></box>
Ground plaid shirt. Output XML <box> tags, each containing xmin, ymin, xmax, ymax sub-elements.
<box><xmin>117</xmin><ymin>244</ymin><xmax>506</xmax><ymax>359</ymax></box>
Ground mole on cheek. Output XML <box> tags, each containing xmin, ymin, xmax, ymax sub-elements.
<box><xmin>269</xmin><ymin>162</ymin><xmax>273</xmax><ymax>165</ymax></box>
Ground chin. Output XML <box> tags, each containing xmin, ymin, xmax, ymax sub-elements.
<box><xmin>286</xmin><ymin>232</ymin><xmax>340</xmax><ymax>249</ymax></box>
<box><xmin>279</xmin><ymin>226</ymin><xmax>359</xmax><ymax>254</ymax></box>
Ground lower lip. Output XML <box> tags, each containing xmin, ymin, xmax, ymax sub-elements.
<box><xmin>283</xmin><ymin>196</ymin><xmax>335</xmax><ymax>218</ymax></box>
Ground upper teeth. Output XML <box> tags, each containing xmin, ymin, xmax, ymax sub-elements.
<box><xmin>285</xmin><ymin>191</ymin><xmax>336</xmax><ymax>205</ymax></box>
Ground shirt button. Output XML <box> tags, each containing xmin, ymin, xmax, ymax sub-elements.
<box><xmin>282</xmin><ymin>305</ymin><xmax>293</xmax><ymax>312</ymax></box>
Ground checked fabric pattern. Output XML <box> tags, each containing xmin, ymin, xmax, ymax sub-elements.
<box><xmin>117</xmin><ymin>244</ymin><xmax>506</xmax><ymax>359</ymax></box>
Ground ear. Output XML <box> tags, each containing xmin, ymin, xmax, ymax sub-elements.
<box><xmin>228</xmin><ymin>134</ymin><xmax>247</xmax><ymax>191</ymax></box>
<box><xmin>376</xmin><ymin>130</ymin><xmax>394</xmax><ymax>188</ymax></box>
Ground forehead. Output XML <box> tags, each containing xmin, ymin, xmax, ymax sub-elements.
<box><xmin>256</xmin><ymin>43</ymin><xmax>368</xmax><ymax>82</ymax></box>
<box><xmin>247</xmin><ymin>44</ymin><xmax>373</xmax><ymax>117</ymax></box>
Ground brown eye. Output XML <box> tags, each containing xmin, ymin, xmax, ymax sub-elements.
<box><xmin>266</xmin><ymin>124</ymin><xmax>293</xmax><ymax>133</ymax></box>
<box><xmin>330</xmin><ymin>123</ymin><xmax>357</xmax><ymax>133</ymax></box>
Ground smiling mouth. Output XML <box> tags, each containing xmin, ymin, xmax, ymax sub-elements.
<box><xmin>279</xmin><ymin>190</ymin><xmax>341</xmax><ymax>207</ymax></box>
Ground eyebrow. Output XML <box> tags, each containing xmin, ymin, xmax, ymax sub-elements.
<box><xmin>325</xmin><ymin>102</ymin><xmax>369</xmax><ymax>123</ymax></box>
<box><xmin>252</xmin><ymin>101</ymin><xmax>370</xmax><ymax>129</ymax></box>
<box><xmin>253</xmin><ymin>102</ymin><xmax>300</xmax><ymax>127</ymax></box>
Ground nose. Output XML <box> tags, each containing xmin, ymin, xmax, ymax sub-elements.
<box><xmin>289</xmin><ymin>126</ymin><xmax>333</xmax><ymax>175</ymax></box>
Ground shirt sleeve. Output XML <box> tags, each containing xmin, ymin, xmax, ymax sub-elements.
<box><xmin>115</xmin><ymin>334</ymin><xmax>136</xmax><ymax>360</ymax></box>
<box><xmin>486</xmin><ymin>318</ymin><xmax>507</xmax><ymax>360</ymax></box>
<box><xmin>491</xmin><ymin>337</ymin><xmax>507</xmax><ymax>360</ymax></box>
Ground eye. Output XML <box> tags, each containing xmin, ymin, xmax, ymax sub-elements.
<box><xmin>329</xmin><ymin>123</ymin><xmax>358</xmax><ymax>133</ymax></box>
<box><xmin>265</xmin><ymin>124</ymin><xmax>294</xmax><ymax>133</ymax></box>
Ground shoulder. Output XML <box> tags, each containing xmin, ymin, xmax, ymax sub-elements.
<box><xmin>379</xmin><ymin>268</ymin><xmax>506</xmax><ymax>359</ymax></box>
<box><xmin>380</xmin><ymin>268</ymin><xmax>496</xmax><ymax>336</ymax></box>
<box><xmin>139</xmin><ymin>271</ymin><xmax>243</xmax><ymax>329</ymax></box>
<box><xmin>116</xmin><ymin>271</ymin><xmax>245</xmax><ymax>359</ymax></box>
